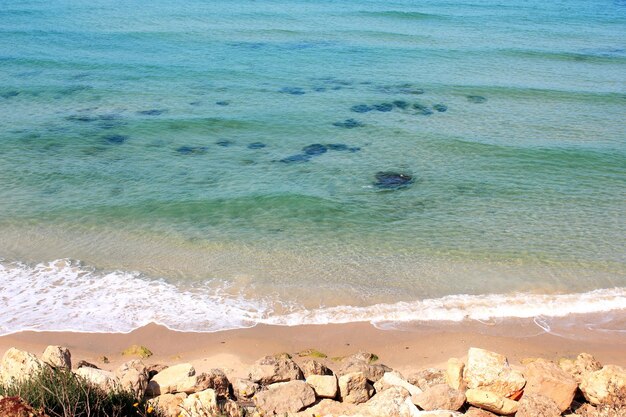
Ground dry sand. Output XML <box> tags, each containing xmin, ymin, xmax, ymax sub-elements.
<box><xmin>1</xmin><ymin>318</ymin><xmax>625</xmax><ymax>379</ymax></box>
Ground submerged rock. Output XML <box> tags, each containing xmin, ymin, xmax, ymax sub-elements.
<box><xmin>373</xmin><ymin>102</ymin><xmax>394</xmax><ymax>112</ymax></box>
<box><xmin>303</xmin><ymin>143</ymin><xmax>328</xmax><ymax>155</ymax></box>
<box><xmin>351</xmin><ymin>104</ymin><xmax>373</xmax><ymax>113</ymax></box>
<box><xmin>176</xmin><ymin>146</ymin><xmax>208</xmax><ymax>155</ymax></box>
<box><xmin>103</xmin><ymin>134</ymin><xmax>128</xmax><ymax>144</ymax></box>
<box><xmin>279</xmin><ymin>87</ymin><xmax>306</xmax><ymax>95</ymax></box>
<box><xmin>215</xmin><ymin>100</ymin><xmax>230</xmax><ymax>106</ymax></box>
<box><xmin>433</xmin><ymin>103</ymin><xmax>448</xmax><ymax>112</ymax></box>
<box><xmin>333</xmin><ymin>118</ymin><xmax>365</xmax><ymax>128</ymax></box>
<box><xmin>392</xmin><ymin>100</ymin><xmax>410</xmax><ymax>109</ymax></box>
<box><xmin>467</xmin><ymin>95</ymin><xmax>487</xmax><ymax>103</ymax></box>
<box><xmin>247</xmin><ymin>142</ymin><xmax>266</xmax><ymax>149</ymax></box>
<box><xmin>1</xmin><ymin>90</ymin><xmax>20</xmax><ymax>99</ymax></box>
<box><xmin>413</xmin><ymin>103</ymin><xmax>434</xmax><ymax>115</ymax></box>
<box><xmin>374</xmin><ymin>172</ymin><xmax>414</xmax><ymax>189</ymax></box>
<box><xmin>215</xmin><ymin>140</ymin><xmax>233</xmax><ymax>147</ymax></box>
<box><xmin>137</xmin><ymin>109</ymin><xmax>167</xmax><ymax>115</ymax></box>
<box><xmin>279</xmin><ymin>154</ymin><xmax>311</xmax><ymax>164</ymax></box>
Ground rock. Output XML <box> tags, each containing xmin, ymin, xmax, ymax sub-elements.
<box><xmin>147</xmin><ymin>363</ymin><xmax>168</xmax><ymax>379</ymax></box>
<box><xmin>464</xmin><ymin>406</ymin><xmax>498</xmax><ymax>417</ymax></box>
<box><xmin>446</xmin><ymin>358</ymin><xmax>465</xmax><ymax>390</ymax></box>
<box><xmin>351</xmin><ymin>104</ymin><xmax>373</xmax><ymax>113</ymax></box>
<box><xmin>279</xmin><ymin>154</ymin><xmax>311</xmax><ymax>163</ymax></box>
<box><xmin>279</xmin><ymin>87</ymin><xmax>306</xmax><ymax>95</ymax></box>
<box><xmin>103</xmin><ymin>134</ymin><xmax>128</xmax><ymax>144</ymax></box>
<box><xmin>413</xmin><ymin>103</ymin><xmax>434</xmax><ymax>115</ymax></box>
<box><xmin>337</xmin><ymin>354</ymin><xmax>391</xmax><ymax>383</ymax></box>
<box><xmin>559</xmin><ymin>353</ymin><xmax>602</xmax><ymax>383</ymax></box>
<box><xmin>300</xmin><ymin>359</ymin><xmax>333</xmax><ymax>378</ymax></box>
<box><xmin>0</xmin><ymin>348</ymin><xmax>45</xmax><ymax>385</ymax></box>
<box><xmin>373</xmin><ymin>103</ymin><xmax>394</xmax><ymax>112</ymax></box>
<box><xmin>148</xmin><ymin>393</ymin><xmax>188</xmax><ymax>417</ymax></box>
<box><xmin>374</xmin><ymin>371</ymin><xmax>422</xmax><ymax>397</ymax></box>
<box><xmin>248</xmin><ymin>354</ymin><xmax>303</xmax><ymax>385</ymax></box>
<box><xmin>290</xmin><ymin>398</ymin><xmax>360</xmax><ymax>417</ymax></box>
<box><xmin>138</xmin><ymin>109</ymin><xmax>167</xmax><ymax>115</ymax></box>
<box><xmin>407</xmin><ymin>368</ymin><xmax>447</xmax><ymax>391</ymax></box>
<box><xmin>232</xmin><ymin>377</ymin><xmax>259</xmax><ymax>399</ymax></box>
<box><xmin>146</xmin><ymin>363</ymin><xmax>198</xmax><ymax>396</ymax></box>
<box><xmin>515</xmin><ymin>393</ymin><xmax>561</xmax><ymax>417</ymax></box>
<box><xmin>176</xmin><ymin>146</ymin><xmax>208</xmax><ymax>155</ymax></box>
<box><xmin>393</xmin><ymin>100</ymin><xmax>409</xmax><ymax>109</ymax></box>
<box><xmin>433</xmin><ymin>104</ymin><xmax>447</xmax><ymax>112</ymax></box>
<box><xmin>216</xmin><ymin>140</ymin><xmax>233</xmax><ymax>147</ymax></box>
<box><xmin>307</xmin><ymin>374</ymin><xmax>338</xmax><ymax>398</ymax></box>
<box><xmin>303</xmin><ymin>143</ymin><xmax>328</xmax><ymax>155</ymax></box>
<box><xmin>339</xmin><ymin>372</ymin><xmax>375</xmax><ymax>404</ymax></box>
<box><xmin>121</xmin><ymin>344</ymin><xmax>153</xmax><ymax>359</ymax></box>
<box><xmin>523</xmin><ymin>358</ymin><xmax>577</xmax><ymax>411</ymax></box>
<box><xmin>75</xmin><ymin>367</ymin><xmax>119</xmax><ymax>391</ymax></box>
<box><xmin>463</xmin><ymin>347</ymin><xmax>526</xmax><ymax>398</ymax></box>
<box><xmin>467</xmin><ymin>95</ymin><xmax>487</xmax><ymax>103</ymax></box>
<box><xmin>465</xmin><ymin>388</ymin><xmax>519</xmax><ymax>415</ymax></box>
<box><xmin>374</xmin><ymin>172</ymin><xmax>414</xmax><ymax>190</ymax></box>
<box><xmin>215</xmin><ymin>100</ymin><xmax>230</xmax><ymax>106</ymax></box>
<box><xmin>253</xmin><ymin>380</ymin><xmax>316</xmax><ymax>414</ymax></box>
<box><xmin>363</xmin><ymin>386</ymin><xmax>421</xmax><ymax>417</ymax></box>
<box><xmin>179</xmin><ymin>388</ymin><xmax>219</xmax><ymax>417</ymax></box>
<box><xmin>195</xmin><ymin>369</ymin><xmax>230</xmax><ymax>398</ymax></box>
<box><xmin>412</xmin><ymin>384</ymin><xmax>465</xmax><ymax>411</ymax></box>
<box><xmin>333</xmin><ymin>118</ymin><xmax>365</xmax><ymax>128</ymax></box>
<box><xmin>41</xmin><ymin>346</ymin><xmax>71</xmax><ymax>370</ymax></box>
<box><xmin>0</xmin><ymin>396</ymin><xmax>50</xmax><ymax>417</ymax></box>
<box><xmin>247</xmin><ymin>142</ymin><xmax>266</xmax><ymax>149</ymax></box>
<box><xmin>115</xmin><ymin>360</ymin><xmax>148</xmax><ymax>399</ymax></box>
<box><xmin>579</xmin><ymin>365</ymin><xmax>626</xmax><ymax>407</ymax></box>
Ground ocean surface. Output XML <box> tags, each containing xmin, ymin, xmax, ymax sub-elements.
<box><xmin>1</xmin><ymin>0</ymin><xmax>625</xmax><ymax>336</ymax></box>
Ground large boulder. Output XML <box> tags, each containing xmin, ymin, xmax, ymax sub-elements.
<box><xmin>195</xmin><ymin>369</ymin><xmax>230</xmax><ymax>398</ymax></box>
<box><xmin>412</xmin><ymin>383</ymin><xmax>465</xmax><ymax>411</ymax></box>
<box><xmin>300</xmin><ymin>359</ymin><xmax>333</xmax><ymax>378</ymax></box>
<box><xmin>407</xmin><ymin>368</ymin><xmax>446</xmax><ymax>391</ymax></box>
<box><xmin>148</xmin><ymin>393</ymin><xmax>188</xmax><ymax>417</ymax></box>
<box><xmin>465</xmin><ymin>388</ymin><xmax>519</xmax><ymax>415</ymax></box>
<box><xmin>146</xmin><ymin>363</ymin><xmax>198</xmax><ymax>396</ymax></box>
<box><xmin>253</xmin><ymin>380</ymin><xmax>316</xmax><ymax>414</ymax></box>
<box><xmin>579</xmin><ymin>365</ymin><xmax>626</xmax><ymax>407</ymax></box>
<box><xmin>41</xmin><ymin>346</ymin><xmax>71</xmax><ymax>370</ymax></box>
<box><xmin>115</xmin><ymin>360</ymin><xmax>149</xmax><ymax>399</ymax></box>
<box><xmin>337</xmin><ymin>353</ymin><xmax>391</xmax><ymax>383</ymax></box>
<box><xmin>248</xmin><ymin>355</ymin><xmax>303</xmax><ymax>385</ymax></box>
<box><xmin>464</xmin><ymin>406</ymin><xmax>498</xmax><ymax>417</ymax></box>
<box><xmin>559</xmin><ymin>353</ymin><xmax>602</xmax><ymax>383</ymax></box>
<box><xmin>515</xmin><ymin>393</ymin><xmax>561</xmax><ymax>417</ymax></box>
<box><xmin>179</xmin><ymin>388</ymin><xmax>219</xmax><ymax>417</ymax></box>
<box><xmin>463</xmin><ymin>347</ymin><xmax>525</xmax><ymax>398</ymax></box>
<box><xmin>0</xmin><ymin>348</ymin><xmax>45</xmax><ymax>385</ymax></box>
<box><xmin>362</xmin><ymin>386</ymin><xmax>421</xmax><ymax>417</ymax></box>
<box><xmin>231</xmin><ymin>377</ymin><xmax>259</xmax><ymax>400</ymax></box>
<box><xmin>307</xmin><ymin>374</ymin><xmax>338</xmax><ymax>398</ymax></box>
<box><xmin>374</xmin><ymin>372</ymin><xmax>422</xmax><ymax>397</ymax></box>
<box><xmin>446</xmin><ymin>358</ymin><xmax>465</xmax><ymax>390</ymax></box>
<box><xmin>290</xmin><ymin>399</ymin><xmax>360</xmax><ymax>417</ymax></box>
<box><xmin>339</xmin><ymin>372</ymin><xmax>375</xmax><ymax>404</ymax></box>
<box><xmin>75</xmin><ymin>367</ymin><xmax>119</xmax><ymax>391</ymax></box>
<box><xmin>523</xmin><ymin>359</ymin><xmax>577</xmax><ymax>411</ymax></box>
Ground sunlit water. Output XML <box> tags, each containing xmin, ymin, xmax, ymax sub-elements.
<box><xmin>1</xmin><ymin>0</ymin><xmax>625</xmax><ymax>334</ymax></box>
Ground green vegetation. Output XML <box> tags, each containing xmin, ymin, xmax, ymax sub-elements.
<box><xmin>297</xmin><ymin>349</ymin><xmax>328</xmax><ymax>359</ymax></box>
<box><xmin>0</xmin><ymin>366</ymin><xmax>162</xmax><ymax>417</ymax></box>
<box><xmin>121</xmin><ymin>345</ymin><xmax>153</xmax><ymax>359</ymax></box>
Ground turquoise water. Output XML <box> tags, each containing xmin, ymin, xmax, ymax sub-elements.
<box><xmin>1</xmin><ymin>0</ymin><xmax>625</xmax><ymax>334</ymax></box>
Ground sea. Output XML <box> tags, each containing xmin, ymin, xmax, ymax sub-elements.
<box><xmin>1</xmin><ymin>0</ymin><xmax>625</xmax><ymax>337</ymax></box>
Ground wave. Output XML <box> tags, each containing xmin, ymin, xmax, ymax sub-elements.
<box><xmin>1</xmin><ymin>259</ymin><xmax>625</xmax><ymax>336</ymax></box>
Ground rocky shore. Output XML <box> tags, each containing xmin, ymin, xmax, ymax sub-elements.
<box><xmin>1</xmin><ymin>345</ymin><xmax>625</xmax><ymax>417</ymax></box>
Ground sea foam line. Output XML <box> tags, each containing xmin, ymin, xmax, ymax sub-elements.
<box><xmin>1</xmin><ymin>259</ymin><xmax>625</xmax><ymax>335</ymax></box>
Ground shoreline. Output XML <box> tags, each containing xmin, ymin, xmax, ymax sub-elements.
<box><xmin>2</xmin><ymin>320</ymin><xmax>625</xmax><ymax>379</ymax></box>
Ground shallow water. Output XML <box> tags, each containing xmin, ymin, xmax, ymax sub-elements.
<box><xmin>1</xmin><ymin>0</ymin><xmax>625</xmax><ymax>334</ymax></box>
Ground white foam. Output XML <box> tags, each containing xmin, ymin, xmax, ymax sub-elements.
<box><xmin>1</xmin><ymin>259</ymin><xmax>625</xmax><ymax>336</ymax></box>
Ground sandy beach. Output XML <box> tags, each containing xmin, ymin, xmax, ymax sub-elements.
<box><xmin>2</xmin><ymin>320</ymin><xmax>625</xmax><ymax>379</ymax></box>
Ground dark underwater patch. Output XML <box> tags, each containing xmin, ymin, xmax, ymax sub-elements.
<box><xmin>333</xmin><ymin>119</ymin><xmax>365</xmax><ymax>128</ymax></box>
<box><xmin>302</xmin><ymin>144</ymin><xmax>328</xmax><ymax>156</ymax></box>
<box><xmin>467</xmin><ymin>95</ymin><xmax>487</xmax><ymax>103</ymax></box>
<box><xmin>433</xmin><ymin>104</ymin><xmax>448</xmax><ymax>112</ymax></box>
<box><xmin>216</xmin><ymin>140</ymin><xmax>234</xmax><ymax>147</ymax></box>
<box><xmin>103</xmin><ymin>134</ymin><xmax>128</xmax><ymax>145</ymax></box>
<box><xmin>374</xmin><ymin>172</ymin><xmax>414</xmax><ymax>189</ymax></box>
<box><xmin>176</xmin><ymin>146</ymin><xmax>208</xmax><ymax>155</ymax></box>
<box><xmin>373</xmin><ymin>103</ymin><xmax>394</xmax><ymax>112</ymax></box>
<box><xmin>247</xmin><ymin>142</ymin><xmax>266</xmax><ymax>149</ymax></box>
<box><xmin>137</xmin><ymin>109</ymin><xmax>167</xmax><ymax>116</ymax></box>
<box><xmin>279</xmin><ymin>154</ymin><xmax>311</xmax><ymax>164</ymax></box>
<box><xmin>351</xmin><ymin>104</ymin><xmax>373</xmax><ymax>113</ymax></box>
<box><xmin>279</xmin><ymin>87</ymin><xmax>306</xmax><ymax>95</ymax></box>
